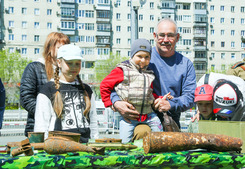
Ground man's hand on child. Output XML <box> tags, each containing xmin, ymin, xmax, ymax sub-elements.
<box><xmin>113</xmin><ymin>101</ymin><xmax>140</xmax><ymax>123</ymax></box>
<box><xmin>153</xmin><ymin>98</ymin><xmax>171</xmax><ymax>112</ymax></box>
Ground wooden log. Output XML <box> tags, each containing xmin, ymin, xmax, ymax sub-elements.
<box><xmin>143</xmin><ymin>132</ymin><xmax>243</xmax><ymax>154</ymax></box>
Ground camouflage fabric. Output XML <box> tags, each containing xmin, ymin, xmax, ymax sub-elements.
<box><xmin>1</xmin><ymin>146</ymin><xmax>245</xmax><ymax>168</ymax></box>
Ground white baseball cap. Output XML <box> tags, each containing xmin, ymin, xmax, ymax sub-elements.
<box><xmin>57</xmin><ymin>44</ymin><xmax>83</xmax><ymax>60</ymax></box>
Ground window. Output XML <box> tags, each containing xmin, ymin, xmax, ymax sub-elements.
<box><xmin>9</xmin><ymin>34</ymin><xmax>14</xmax><ymax>41</ymax></box>
<box><xmin>9</xmin><ymin>7</ymin><xmax>14</xmax><ymax>14</ymax></box>
<box><xmin>242</xmin><ymin>53</ymin><xmax>245</xmax><ymax>59</ymax></box>
<box><xmin>211</xmin><ymin>30</ymin><xmax>214</xmax><ymax>35</ymax></box>
<box><xmin>231</xmin><ymin>42</ymin><xmax>235</xmax><ymax>48</ymax></box>
<box><xmin>231</xmin><ymin>30</ymin><xmax>235</xmax><ymax>36</ymax></box>
<box><xmin>9</xmin><ymin>21</ymin><xmax>14</xmax><ymax>28</ymax></box>
<box><xmin>210</xmin><ymin>5</ymin><xmax>214</xmax><ymax>11</ymax></box>
<box><xmin>85</xmin><ymin>36</ymin><xmax>94</xmax><ymax>42</ymax></box>
<box><xmin>34</xmin><ymin>48</ymin><xmax>40</xmax><ymax>54</ymax></box>
<box><xmin>211</xmin><ymin>53</ymin><xmax>215</xmax><ymax>59</ymax></box>
<box><xmin>150</xmin><ymin>2</ymin><xmax>154</xmax><ymax>8</ymax></box>
<box><xmin>62</xmin><ymin>21</ymin><xmax>76</xmax><ymax>29</ymax></box>
<box><xmin>22</xmin><ymin>21</ymin><xmax>27</xmax><ymax>28</ymax></box>
<box><xmin>22</xmin><ymin>48</ymin><xmax>27</xmax><ymax>55</ymax></box>
<box><xmin>183</xmin><ymin>15</ymin><xmax>191</xmax><ymax>22</ymax></box>
<box><xmin>127</xmin><ymin>1</ymin><xmax>131</xmax><ymax>7</ymax></box>
<box><xmin>210</xmin><ymin>17</ymin><xmax>214</xmax><ymax>23</ymax></box>
<box><xmin>241</xmin><ymin>7</ymin><xmax>245</xmax><ymax>13</ymax></box>
<box><xmin>47</xmin><ymin>22</ymin><xmax>52</xmax><ymax>29</ymax></box>
<box><xmin>220</xmin><ymin>6</ymin><xmax>224</xmax><ymax>11</ymax></box>
<box><xmin>241</xmin><ymin>30</ymin><xmax>245</xmax><ymax>36</ymax></box>
<box><xmin>221</xmin><ymin>41</ymin><xmax>225</xmax><ymax>47</ymax></box>
<box><xmin>241</xmin><ymin>18</ymin><xmax>245</xmax><ymax>24</ymax></box>
<box><xmin>127</xmin><ymin>14</ymin><xmax>131</xmax><ymax>20</ymax></box>
<box><xmin>34</xmin><ymin>8</ymin><xmax>40</xmax><ymax>15</ymax></box>
<box><xmin>231</xmin><ymin>18</ymin><xmax>235</xmax><ymax>24</ymax></box>
<box><xmin>34</xmin><ymin>35</ymin><xmax>40</xmax><ymax>42</ymax></box>
<box><xmin>22</xmin><ymin>8</ymin><xmax>27</xmax><ymax>14</ymax></box>
<box><xmin>231</xmin><ymin>6</ymin><xmax>235</xmax><ymax>12</ymax></box>
<box><xmin>34</xmin><ymin>0</ymin><xmax>40</xmax><ymax>2</ymax></box>
<box><xmin>9</xmin><ymin>48</ymin><xmax>14</xmax><ymax>53</ymax></box>
<box><xmin>220</xmin><ymin>18</ymin><xmax>224</xmax><ymax>23</ymax></box>
<box><xmin>211</xmin><ymin>65</ymin><xmax>215</xmax><ymax>71</ymax></box>
<box><xmin>221</xmin><ymin>53</ymin><xmax>225</xmax><ymax>59</ymax></box>
<box><xmin>211</xmin><ymin>41</ymin><xmax>215</xmax><ymax>47</ymax></box>
<box><xmin>127</xmin><ymin>39</ymin><xmax>131</xmax><ymax>45</ymax></box>
<box><xmin>116</xmin><ymin>38</ymin><xmax>121</xmax><ymax>44</ymax></box>
<box><xmin>195</xmin><ymin>3</ymin><xmax>206</xmax><ymax>10</ymax></box>
<box><xmin>150</xmin><ymin>27</ymin><xmax>154</xmax><ymax>33</ymax></box>
<box><xmin>183</xmin><ymin>39</ymin><xmax>191</xmax><ymax>45</ymax></box>
<box><xmin>231</xmin><ymin>53</ymin><xmax>235</xmax><ymax>59</ymax></box>
<box><xmin>221</xmin><ymin>64</ymin><xmax>226</xmax><ymax>70</ymax></box>
<box><xmin>47</xmin><ymin>0</ymin><xmax>52</xmax><ymax>2</ymax></box>
<box><xmin>22</xmin><ymin>35</ymin><xmax>27</xmax><ymax>41</ymax></box>
<box><xmin>47</xmin><ymin>9</ymin><xmax>52</xmax><ymax>15</ymax></box>
<box><xmin>79</xmin><ymin>10</ymin><xmax>94</xmax><ymax>18</ymax></box>
<box><xmin>139</xmin><ymin>15</ymin><xmax>143</xmax><ymax>20</ymax></box>
<box><xmin>221</xmin><ymin>30</ymin><xmax>224</xmax><ymax>35</ymax></box>
<box><xmin>183</xmin><ymin>27</ymin><xmax>191</xmax><ymax>33</ymax></box>
<box><xmin>115</xmin><ymin>0</ymin><xmax>121</xmax><ymax>6</ymax></box>
<box><xmin>116</xmin><ymin>50</ymin><xmax>121</xmax><ymax>56</ymax></box>
<box><xmin>150</xmin><ymin>39</ymin><xmax>154</xmax><ymax>45</ymax></box>
<box><xmin>127</xmin><ymin>26</ymin><xmax>131</xmax><ymax>32</ymax></box>
<box><xmin>62</xmin><ymin>8</ymin><xmax>75</xmax><ymax>16</ymax></box>
<box><xmin>97</xmin><ymin>48</ymin><xmax>109</xmax><ymax>55</ymax></box>
<box><xmin>34</xmin><ymin>22</ymin><xmax>40</xmax><ymax>29</ymax></box>
<box><xmin>139</xmin><ymin>27</ymin><xmax>143</xmax><ymax>32</ymax></box>
<box><xmin>116</xmin><ymin>26</ymin><xmax>121</xmax><ymax>32</ymax></box>
<box><xmin>97</xmin><ymin>23</ymin><xmax>110</xmax><ymax>31</ymax></box>
<box><xmin>116</xmin><ymin>13</ymin><xmax>120</xmax><ymax>20</ymax></box>
<box><xmin>150</xmin><ymin>15</ymin><xmax>154</xmax><ymax>21</ymax></box>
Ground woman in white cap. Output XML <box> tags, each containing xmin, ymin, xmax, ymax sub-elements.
<box><xmin>34</xmin><ymin>44</ymin><xmax>99</xmax><ymax>143</ymax></box>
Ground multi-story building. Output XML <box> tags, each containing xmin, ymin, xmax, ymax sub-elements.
<box><xmin>0</xmin><ymin>0</ymin><xmax>244</xmax><ymax>82</ymax></box>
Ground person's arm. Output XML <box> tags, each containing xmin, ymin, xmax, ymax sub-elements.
<box><xmin>20</xmin><ymin>62</ymin><xmax>39</xmax><ymax>115</ymax></box>
<box><xmin>100</xmin><ymin>67</ymin><xmax>124</xmax><ymax>107</ymax></box>
<box><xmin>0</xmin><ymin>78</ymin><xmax>5</xmax><ymax>129</ymax></box>
<box><xmin>34</xmin><ymin>93</ymin><xmax>52</xmax><ymax>139</ymax></box>
<box><xmin>89</xmin><ymin>93</ymin><xmax>99</xmax><ymax>139</ymax></box>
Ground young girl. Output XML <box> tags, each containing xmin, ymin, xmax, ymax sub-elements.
<box><xmin>20</xmin><ymin>32</ymin><xmax>70</xmax><ymax>137</ymax></box>
<box><xmin>34</xmin><ymin>44</ymin><xmax>99</xmax><ymax>143</ymax></box>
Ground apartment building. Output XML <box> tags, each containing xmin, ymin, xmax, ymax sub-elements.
<box><xmin>0</xmin><ymin>0</ymin><xmax>244</xmax><ymax>82</ymax></box>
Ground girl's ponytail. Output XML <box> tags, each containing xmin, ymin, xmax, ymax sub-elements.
<box><xmin>77</xmin><ymin>75</ymin><xmax>91</xmax><ymax>119</ymax></box>
<box><xmin>53</xmin><ymin>66</ymin><xmax>63</xmax><ymax>118</ymax></box>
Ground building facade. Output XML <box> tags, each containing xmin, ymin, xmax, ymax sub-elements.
<box><xmin>0</xmin><ymin>0</ymin><xmax>244</xmax><ymax>82</ymax></box>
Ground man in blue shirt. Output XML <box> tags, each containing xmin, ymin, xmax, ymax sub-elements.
<box><xmin>111</xmin><ymin>18</ymin><xmax>196</xmax><ymax>138</ymax></box>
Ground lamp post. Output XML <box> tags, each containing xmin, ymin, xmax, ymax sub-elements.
<box><xmin>130</xmin><ymin>0</ymin><xmax>146</xmax><ymax>43</ymax></box>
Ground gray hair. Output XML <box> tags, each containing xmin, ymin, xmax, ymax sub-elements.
<box><xmin>155</xmin><ymin>18</ymin><xmax>178</xmax><ymax>34</ymax></box>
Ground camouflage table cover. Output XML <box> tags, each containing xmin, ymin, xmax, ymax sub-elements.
<box><xmin>1</xmin><ymin>147</ymin><xmax>245</xmax><ymax>169</ymax></box>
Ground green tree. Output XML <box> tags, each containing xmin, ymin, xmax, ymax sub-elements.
<box><xmin>0</xmin><ymin>49</ymin><xmax>31</xmax><ymax>107</ymax></box>
<box><xmin>93</xmin><ymin>53</ymin><xmax>129</xmax><ymax>98</ymax></box>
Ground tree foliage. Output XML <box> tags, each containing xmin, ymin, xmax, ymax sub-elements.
<box><xmin>0</xmin><ymin>49</ymin><xmax>31</xmax><ymax>104</ymax></box>
<box><xmin>92</xmin><ymin>53</ymin><xmax>129</xmax><ymax>98</ymax></box>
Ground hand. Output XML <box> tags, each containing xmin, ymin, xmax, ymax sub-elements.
<box><xmin>153</xmin><ymin>98</ymin><xmax>171</xmax><ymax>112</ymax></box>
<box><xmin>191</xmin><ymin>110</ymin><xmax>200</xmax><ymax>122</ymax></box>
<box><xmin>113</xmin><ymin>101</ymin><xmax>140</xmax><ymax>123</ymax></box>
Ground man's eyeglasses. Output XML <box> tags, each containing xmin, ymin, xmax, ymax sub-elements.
<box><xmin>156</xmin><ymin>33</ymin><xmax>177</xmax><ymax>40</ymax></box>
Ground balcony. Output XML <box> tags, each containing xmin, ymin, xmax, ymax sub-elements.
<box><xmin>94</xmin><ymin>3</ymin><xmax>110</xmax><ymax>11</ymax></box>
<box><xmin>58</xmin><ymin>0</ymin><xmax>75</xmax><ymax>3</ymax></box>
<box><xmin>96</xmin><ymin>31</ymin><xmax>111</xmax><ymax>36</ymax></box>
<box><xmin>193</xmin><ymin>46</ymin><xmax>206</xmax><ymax>50</ymax></box>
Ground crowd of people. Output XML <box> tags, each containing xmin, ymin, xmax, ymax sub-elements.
<box><xmin>0</xmin><ymin>18</ymin><xmax>244</xmax><ymax>143</ymax></box>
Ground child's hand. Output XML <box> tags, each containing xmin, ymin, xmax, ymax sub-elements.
<box><xmin>164</xmin><ymin>92</ymin><xmax>174</xmax><ymax>100</ymax></box>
